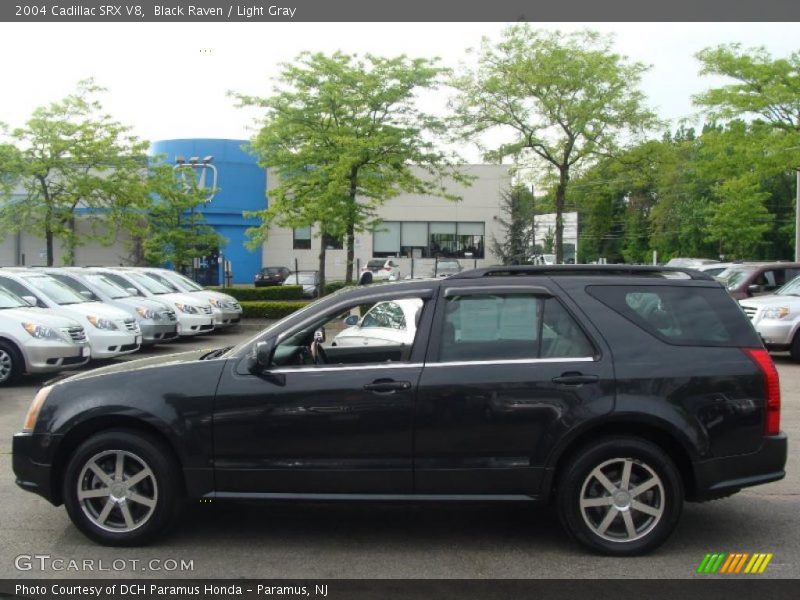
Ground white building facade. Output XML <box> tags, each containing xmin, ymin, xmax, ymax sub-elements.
<box><xmin>261</xmin><ymin>164</ymin><xmax>513</xmax><ymax>281</ymax></box>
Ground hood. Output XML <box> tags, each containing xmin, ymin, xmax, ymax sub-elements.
<box><xmin>158</xmin><ymin>292</ymin><xmax>212</xmax><ymax>309</ymax></box>
<box><xmin>52</xmin><ymin>348</ymin><xmax>217</xmax><ymax>384</ymax></box>
<box><xmin>113</xmin><ymin>296</ymin><xmax>168</xmax><ymax>313</ymax></box>
<box><xmin>188</xmin><ymin>289</ymin><xmax>237</xmax><ymax>304</ymax></box>
<box><xmin>0</xmin><ymin>306</ymin><xmax>83</xmax><ymax>329</ymax></box>
<box><xmin>740</xmin><ymin>294</ymin><xmax>800</xmax><ymax>308</ymax></box>
<box><xmin>56</xmin><ymin>301</ymin><xmax>132</xmax><ymax>321</ymax></box>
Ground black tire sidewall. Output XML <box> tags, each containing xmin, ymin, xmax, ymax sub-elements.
<box><xmin>0</xmin><ymin>340</ymin><xmax>24</xmax><ymax>386</ymax></box>
<box><xmin>557</xmin><ymin>436</ymin><xmax>683</xmax><ymax>556</ymax></box>
<box><xmin>790</xmin><ymin>332</ymin><xmax>800</xmax><ymax>362</ymax></box>
<box><xmin>63</xmin><ymin>429</ymin><xmax>181</xmax><ymax>546</ymax></box>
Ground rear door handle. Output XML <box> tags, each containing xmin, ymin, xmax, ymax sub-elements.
<box><xmin>363</xmin><ymin>380</ymin><xmax>412</xmax><ymax>394</ymax></box>
<box><xmin>308</xmin><ymin>406</ymin><xmax>347</xmax><ymax>413</ymax></box>
<box><xmin>551</xmin><ymin>373</ymin><xmax>599</xmax><ymax>386</ymax></box>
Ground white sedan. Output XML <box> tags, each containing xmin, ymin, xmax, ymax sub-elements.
<box><xmin>332</xmin><ymin>298</ymin><xmax>423</xmax><ymax>347</ymax></box>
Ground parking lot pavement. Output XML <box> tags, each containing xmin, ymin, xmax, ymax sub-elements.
<box><xmin>0</xmin><ymin>323</ymin><xmax>798</xmax><ymax>579</ymax></box>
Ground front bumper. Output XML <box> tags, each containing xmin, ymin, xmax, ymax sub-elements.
<box><xmin>24</xmin><ymin>340</ymin><xmax>91</xmax><ymax>373</ymax></box>
<box><xmin>176</xmin><ymin>312</ymin><xmax>215</xmax><ymax>336</ymax></box>
<box><xmin>692</xmin><ymin>433</ymin><xmax>787</xmax><ymax>500</ymax></box>
<box><xmin>212</xmin><ymin>306</ymin><xmax>242</xmax><ymax>327</ymax></box>
<box><xmin>85</xmin><ymin>328</ymin><xmax>141</xmax><ymax>359</ymax></box>
<box><xmin>754</xmin><ymin>320</ymin><xmax>795</xmax><ymax>349</ymax></box>
<box><xmin>13</xmin><ymin>432</ymin><xmax>59</xmax><ymax>505</ymax></box>
<box><xmin>139</xmin><ymin>321</ymin><xmax>180</xmax><ymax>345</ymax></box>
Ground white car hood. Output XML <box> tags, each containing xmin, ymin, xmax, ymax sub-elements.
<box><xmin>159</xmin><ymin>292</ymin><xmax>212</xmax><ymax>309</ymax></box>
<box><xmin>190</xmin><ymin>290</ymin><xmax>237</xmax><ymax>304</ymax></box>
<box><xmin>56</xmin><ymin>301</ymin><xmax>132</xmax><ymax>321</ymax></box>
<box><xmin>115</xmin><ymin>296</ymin><xmax>168</xmax><ymax>312</ymax></box>
<box><xmin>740</xmin><ymin>295</ymin><xmax>800</xmax><ymax>309</ymax></box>
<box><xmin>0</xmin><ymin>307</ymin><xmax>83</xmax><ymax>328</ymax></box>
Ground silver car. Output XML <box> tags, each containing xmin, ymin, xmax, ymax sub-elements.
<box><xmin>0</xmin><ymin>285</ymin><xmax>90</xmax><ymax>385</ymax></box>
<box><xmin>740</xmin><ymin>275</ymin><xmax>800</xmax><ymax>361</ymax></box>
<box><xmin>44</xmin><ymin>268</ymin><xmax>179</xmax><ymax>346</ymax></box>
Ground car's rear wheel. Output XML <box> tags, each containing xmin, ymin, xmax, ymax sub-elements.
<box><xmin>0</xmin><ymin>340</ymin><xmax>23</xmax><ymax>386</ymax></box>
<box><xmin>556</xmin><ymin>436</ymin><xmax>683</xmax><ymax>555</ymax></box>
<box><xmin>63</xmin><ymin>430</ymin><xmax>182</xmax><ymax>546</ymax></box>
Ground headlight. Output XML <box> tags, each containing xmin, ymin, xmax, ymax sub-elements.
<box><xmin>21</xmin><ymin>322</ymin><xmax>66</xmax><ymax>342</ymax></box>
<box><xmin>763</xmin><ymin>306</ymin><xmax>791</xmax><ymax>320</ymax></box>
<box><xmin>23</xmin><ymin>385</ymin><xmax>52</xmax><ymax>432</ymax></box>
<box><xmin>86</xmin><ymin>315</ymin><xmax>119</xmax><ymax>330</ymax></box>
<box><xmin>208</xmin><ymin>298</ymin><xmax>232</xmax><ymax>310</ymax></box>
<box><xmin>175</xmin><ymin>303</ymin><xmax>199</xmax><ymax>314</ymax></box>
<box><xmin>136</xmin><ymin>307</ymin><xmax>159</xmax><ymax>320</ymax></box>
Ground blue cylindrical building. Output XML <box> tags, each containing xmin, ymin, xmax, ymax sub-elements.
<box><xmin>149</xmin><ymin>139</ymin><xmax>265</xmax><ymax>284</ymax></box>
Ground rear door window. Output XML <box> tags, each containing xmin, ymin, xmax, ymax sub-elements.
<box><xmin>587</xmin><ymin>285</ymin><xmax>760</xmax><ymax>347</ymax></box>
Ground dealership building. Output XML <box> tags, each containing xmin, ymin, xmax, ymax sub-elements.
<box><xmin>0</xmin><ymin>138</ymin><xmax>514</xmax><ymax>283</ymax></box>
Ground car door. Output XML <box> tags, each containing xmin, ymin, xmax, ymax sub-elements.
<box><xmin>212</xmin><ymin>288</ymin><xmax>435</xmax><ymax>496</ymax></box>
<box><xmin>414</xmin><ymin>282</ymin><xmax>615</xmax><ymax>496</ymax></box>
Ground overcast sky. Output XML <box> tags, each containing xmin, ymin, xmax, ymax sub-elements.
<box><xmin>0</xmin><ymin>22</ymin><xmax>797</xmax><ymax>163</ymax></box>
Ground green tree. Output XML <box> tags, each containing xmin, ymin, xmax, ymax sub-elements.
<box><xmin>491</xmin><ymin>185</ymin><xmax>534</xmax><ymax>264</ymax></box>
<box><xmin>706</xmin><ymin>178</ymin><xmax>772</xmax><ymax>258</ymax></box>
<box><xmin>232</xmin><ymin>51</ymin><xmax>466</xmax><ymax>291</ymax></box>
<box><xmin>0</xmin><ymin>80</ymin><xmax>149</xmax><ymax>266</ymax></box>
<box><xmin>141</xmin><ymin>164</ymin><xmax>227</xmax><ymax>271</ymax></box>
<box><xmin>452</xmin><ymin>25</ymin><xmax>658</xmax><ymax>263</ymax></box>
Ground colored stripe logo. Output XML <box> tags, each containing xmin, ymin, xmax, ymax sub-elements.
<box><xmin>697</xmin><ymin>553</ymin><xmax>773</xmax><ymax>574</ymax></box>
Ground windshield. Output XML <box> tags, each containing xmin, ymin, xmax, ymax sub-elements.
<box><xmin>22</xmin><ymin>275</ymin><xmax>90</xmax><ymax>305</ymax></box>
<box><xmin>126</xmin><ymin>272</ymin><xmax>173</xmax><ymax>295</ymax></box>
<box><xmin>166</xmin><ymin>271</ymin><xmax>204</xmax><ymax>291</ymax></box>
<box><xmin>142</xmin><ymin>271</ymin><xmax>181</xmax><ymax>293</ymax></box>
<box><xmin>0</xmin><ymin>286</ymin><xmax>26</xmax><ymax>309</ymax></box>
<box><xmin>777</xmin><ymin>275</ymin><xmax>800</xmax><ymax>295</ymax></box>
<box><xmin>85</xmin><ymin>274</ymin><xmax>132</xmax><ymax>299</ymax></box>
<box><xmin>725</xmin><ymin>267</ymin><xmax>756</xmax><ymax>290</ymax></box>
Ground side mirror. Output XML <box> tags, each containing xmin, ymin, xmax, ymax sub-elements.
<box><xmin>344</xmin><ymin>315</ymin><xmax>359</xmax><ymax>326</ymax></box>
<box><xmin>747</xmin><ymin>284</ymin><xmax>763</xmax><ymax>294</ymax></box>
<box><xmin>314</xmin><ymin>328</ymin><xmax>326</xmax><ymax>343</ymax></box>
<box><xmin>80</xmin><ymin>290</ymin><xmax>96</xmax><ymax>300</ymax></box>
<box><xmin>126</xmin><ymin>287</ymin><xmax>139</xmax><ymax>296</ymax></box>
<box><xmin>22</xmin><ymin>295</ymin><xmax>38</xmax><ymax>307</ymax></box>
<box><xmin>247</xmin><ymin>340</ymin><xmax>274</xmax><ymax>373</ymax></box>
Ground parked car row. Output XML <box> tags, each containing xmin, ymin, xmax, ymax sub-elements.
<box><xmin>0</xmin><ymin>266</ymin><xmax>242</xmax><ymax>386</ymax></box>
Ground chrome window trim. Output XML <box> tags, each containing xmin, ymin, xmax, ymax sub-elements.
<box><xmin>426</xmin><ymin>356</ymin><xmax>595</xmax><ymax>367</ymax></box>
<box><xmin>269</xmin><ymin>362</ymin><xmax>424</xmax><ymax>374</ymax></box>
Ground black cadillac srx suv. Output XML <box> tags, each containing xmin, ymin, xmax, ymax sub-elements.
<box><xmin>13</xmin><ymin>266</ymin><xmax>787</xmax><ymax>555</ymax></box>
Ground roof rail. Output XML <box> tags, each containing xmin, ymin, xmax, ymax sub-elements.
<box><xmin>448</xmin><ymin>265</ymin><xmax>716</xmax><ymax>281</ymax></box>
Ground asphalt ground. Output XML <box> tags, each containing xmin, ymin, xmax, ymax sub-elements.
<box><xmin>0</xmin><ymin>321</ymin><xmax>797</xmax><ymax>579</ymax></box>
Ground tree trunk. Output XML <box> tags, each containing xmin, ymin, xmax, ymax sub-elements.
<box><xmin>555</xmin><ymin>167</ymin><xmax>569</xmax><ymax>264</ymax></box>
<box><xmin>45</xmin><ymin>227</ymin><xmax>54</xmax><ymax>267</ymax></box>
<box><xmin>345</xmin><ymin>169</ymin><xmax>359</xmax><ymax>284</ymax></box>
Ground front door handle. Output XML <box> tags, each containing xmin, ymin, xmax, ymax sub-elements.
<box><xmin>308</xmin><ymin>406</ymin><xmax>347</xmax><ymax>413</ymax></box>
<box><xmin>551</xmin><ymin>372</ymin><xmax>599</xmax><ymax>386</ymax></box>
<box><xmin>363</xmin><ymin>380</ymin><xmax>412</xmax><ymax>394</ymax></box>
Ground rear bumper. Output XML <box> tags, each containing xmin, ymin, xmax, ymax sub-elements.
<box><xmin>13</xmin><ymin>432</ymin><xmax>59</xmax><ymax>505</ymax></box>
<box><xmin>692</xmin><ymin>433</ymin><xmax>787</xmax><ymax>500</ymax></box>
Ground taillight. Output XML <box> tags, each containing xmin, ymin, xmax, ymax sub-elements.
<box><xmin>743</xmin><ymin>348</ymin><xmax>781</xmax><ymax>435</ymax></box>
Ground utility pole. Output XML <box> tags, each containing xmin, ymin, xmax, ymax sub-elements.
<box><xmin>530</xmin><ymin>183</ymin><xmax>535</xmax><ymax>264</ymax></box>
<box><xmin>796</xmin><ymin>169</ymin><xmax>800</xmax><ymax>262</ymax></box>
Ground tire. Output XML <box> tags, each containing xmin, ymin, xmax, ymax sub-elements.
<box><xmin>0</xmin><ymin>340</ymin><xmax>24</xmax><ymax>386</ymax></box>
<box><xmin>790</xmin><ymin>332</ymin><xmax>800</xmax><ymax>363</ymax></box>
<box><xmin>556</xmin><ymin>436</ymin><xmax>683</xmax><ymax>556</ymax></box>
<box><xmin>63</xmin><ymin>430</ymin><xmax>182</xmax><ymax>546</ymax></box>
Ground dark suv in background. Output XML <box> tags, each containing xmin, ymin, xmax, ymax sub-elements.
<box><xmin>13</xmin><ymin>266</ymin><xmax>786</xmax><ymax>555</ymax></box>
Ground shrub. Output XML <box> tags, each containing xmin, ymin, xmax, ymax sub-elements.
<box><xmin>207</xmin><ymin>286</ymin><xmax>304</xmax><ymax>301</ymax></box>
<box><xmin>325</xmin><ymin>281</ymin><xmax>355</xmax><ymax>294</ymax></box>
<box><xmin>239</xmin><ymin>300</ymin><xmax>310</xmax><ymax>319</ymax></box>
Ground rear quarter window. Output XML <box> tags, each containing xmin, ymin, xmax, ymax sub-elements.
<box><xmin>586</xmin><ymin>284</ymin><xmax>761</xmax><ymax>347</ymax></box>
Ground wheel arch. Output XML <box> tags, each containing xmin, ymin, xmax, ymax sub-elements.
<box><xmin>50</xmin><ymin>416</ymin><xmax>185</xmax><ymax>506</ymax></box>
<box><xmin>0</xmin><ymin>336</ymin><xmax>27</xmax><ymax>372</ymax></box>
<box><xmin>544</xmin><ymin>418</ymin><xmax>698</xmax><ymax>502</ymax></box>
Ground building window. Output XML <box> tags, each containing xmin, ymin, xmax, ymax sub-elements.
<box><xmin>374</xmin><ymin>221</ymin><xmax>485</xmax><ymax>259</ymax></box>
<box><xmin>293</xmin><ymin>226</ymin><xmax>312</xmax><ymax>250</ymax></box>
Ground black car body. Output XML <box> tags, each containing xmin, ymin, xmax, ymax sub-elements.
<box><xmin>254</xmin><ymin>266</ymin><xmax>290</xmax><ymax>287</ymax></box>
<box><xmin>13</xmin><ymin>266</ymin><xmax>787</xmax><ymax>554</ymax></box>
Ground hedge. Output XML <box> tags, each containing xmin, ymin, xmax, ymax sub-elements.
<box><xmin>239</xmin><ymin>300</ymin><xmax>310</xmax><ymax>319</ymax></box>
<box><xmin>325</xmin><ymin>281</ymin><xmax>356</xmax><ymax>294</ymax></box>
<box><xmin>208</xmin><ymin>286</ymin><xmax>304</xmax><ymax>301</ymax></box>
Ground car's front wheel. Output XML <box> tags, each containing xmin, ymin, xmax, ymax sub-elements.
<box><xmin>0</xmin><ymin>340</ymin><xmax>24</xmax><ymax>386</ymax></box>
<box><xmin>63</xmin><ymin>430</ymin><xmax>182</xmax><ymax>546</ymax></box>
<box><xmin>556</xmin><ymin>436</ymin><xmax>683</xmax><ymax>555</ymax></box>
